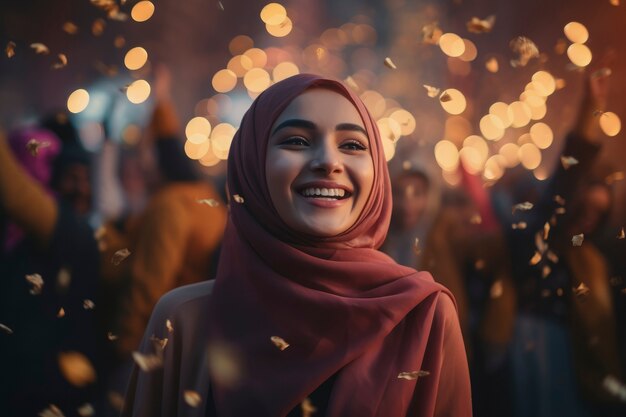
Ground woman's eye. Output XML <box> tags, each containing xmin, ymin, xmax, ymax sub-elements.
<box><xmin>341</xmin><ymin>140</ymin><xmax>367</xmax><ymax>151</ymax></box>
<box><xmin>281</xmin><ymin>136</ymin><xmax>309</xmax><ymax>147</ymax></box>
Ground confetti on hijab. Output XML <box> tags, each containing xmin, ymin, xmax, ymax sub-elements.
<box><xmin>423</xmin><ymin>84</ymin><xmax>440</xmax><ymax>98</ymax></box>
<box><xmin>270</xmin><ymin>336</ymin><xmax>290</xmax><ymax>351</ymax></box>
<box><xmin>39</xmin><ymin>404</ymin><xmax>65</xmax><ymax>417</ymax></box>
<box><xmin>509</xmin><ymin>36</ymin><xmax>539</xmax><ymax>67</ymax></box>
<box><xmin>0</xmin><ymin>323</ymin><xmax>14</xmax><ymax>334</ymax></box>
<box><xmin>111</xmin><ymin>248</ymin><xmax>131</xmax><ymax>265</ymax></box>
<box><xmin>197</xmin><ymin>198</ymin><xmax>220</xmax><ymax>207</ymax></box>
<box><xmin>512</xmin><ymin>201</ymin><xmax>533</xmax><ymax>214</ymax></box>
<box><xmin>398</xmin><ymin>370</ymin><xmax>430</xmax><ymax>380</ymax></box>
<box><xmin>6</xmin><ymin>41</ymin><xmax>16</xmax><ymax>58</ymax></box>
<box><xmin>560</xmin><ymin>156</ymin><xmax>579</xmax><ymax>169</ymax></box>
<box><xmin>77</xmin><ymin>403</ymin><xmax>94</xmax><ymax>417</ymax></box>
<box><xmin>26</xmin><ymin>139</ymin><xmax>51</xmax><ymax>156</ymax></box>
<box><xmin>52</xmin><ymin>53</ymin><xmax>68</xmax><ymax>69</ymax></box>
<box><xmin>573</xmin><ymin>282</ymin><xmax>590</xmax><ymax>297</ymax></box>
<box><xmin>301</xmin><ymin>398</ymin><xmax>317</xmax><ymax>417</ymax></box>
<box><xmin>58</xmin><ymin>351</ymin><xmax>97</xmax><ymax>387</ymax></box>
<box><xmin>572</xmin><ymin>233</ymin><xmax>584</xmax><ymax>246</ymax></box>
<box><xmin>150</xmin><ymin>335</ymin><xmax>169</xmax><ymax>350</ymax></box>
<box><xmin>384</xmin><ymin>57</ymin><xmax>397</xmax><ymax>69</ymax></box>
<box><xmin>184</xmin><ymin>390</ymin><xmax>202</xmax><ymax>407</ymax></box>
<box><xmin>132</xmin><ymin>351</ymin><xmax>163</xmax><ymax>372</ymax></box>
<box><xmin>26</xmin><ymin>273</ymin><xmax>44</xmax><ymax>295</ymax></box>
<box><xmin>466</xmin><ymin>15</ymin><xmax>495</xmax><ymax>33</ymax></box>
<box><xmin>30</xmin><ymin>43</ymin><xmax>50</xmax><ymax>54</ymax></box>
<box><xmin>166</xmin><ymin>319</ymin><xmax>174</xmax><ymax>332</ymax></box>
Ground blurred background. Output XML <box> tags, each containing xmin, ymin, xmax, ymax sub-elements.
<box><xmin>0</xmin><ymin>1</ymin><xmax>625</xmax><ymax>416</ymax></box>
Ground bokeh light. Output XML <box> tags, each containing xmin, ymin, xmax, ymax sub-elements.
<box><xmin>272</xmin><ymin>62</ymin><xmax>300</xmax><ymax>82</ymax></box>
<box><xmin>435</xmin><ymin>140</ymin><xmax>460</xmax><ymax>171</ymax></box>
<box><xmin>212</xmin><ymin>69</ymin><xmax>238</xmax><ymax>93</ymax></box>
<box><xmin>529</xmin><ymin>122</ymin><xmax>554</xmax><ymax>149</ymax></box>
<box><xmin>440</xmin><ymin>88</ymin><xmax>467</xmax><ymax>115</ymax></box>
<box><xmin>185</xmin><ymin>117</ymin><xmax>212</xmax><ymax>143</ymax></box>
<box><xmin>131</xmin><ymin>1</ymin><xmax>155</xmax><ymax>23</ymax></box>
<box><xmin>126</xmin><ymin>79</ymin><xmax>151</xmax><ymax>104</ymax></box>
<box><xmin>243</xmin><ymin>68</ymin><xmax>271</xmax><ymax>93</ymax></box>
<box><xmin>567</xmin><ymin>43</ymin><xmax>592</xmax><ymax>67</ymax></box>
<box><xmin>564</xmin><ymin>21</ymin><xmax>589</xmax><ymax>44</ymax></box>
<box><xmin>67</xmin><ymin>89</ymin><xmax>90</xmax><ymax>113</ymax></box>
<box><xmin>124</xmin><ymin>47</ymin><xmax>148</xmax><ymax>70</ymax></box>
<box><xmin>599</xmin><ymin>112</ymin><xmax>622</xmax><ymax>137</ymax></box>
<box><xmin>266</xmin><ymin>16</ymin><xmax>293</xmax><ymax>37</ymax></box>
<box><xmin>260</xmin><ymin>3</ymin><xmax>287</xmax><ymax>25</ymax></box>
<box><xmin>439</xmin><ymin>33</ymin><xmax>465</xmax><ymax>57</ymax></box>
<box><xmin>519</xmin><ymin>142</ymin><xmax>542</xmax><ymax>169</ymax></box>
<box><xmin>480</xmin><ymin>115</ymin><xmax>505</xmax><ymax>140</ymax></box>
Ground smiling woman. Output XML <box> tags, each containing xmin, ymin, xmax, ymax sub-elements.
<box><xmin>122</xmin><ymin>74</ymin><xmax>472</xmax><ymax>417</ymax></box>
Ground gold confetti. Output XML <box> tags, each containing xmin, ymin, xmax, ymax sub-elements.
<box><xmin>554</xmin><ymin>195</ymin><xmax>565</xmax><ymax>205</ymax></box>
<box><xmin>412</xmin><ymin>237</ymin><xmax>421</xmax><ymax>255</ymax></box>
<box><xmin>52</xmin><ymin>53</ymin><xmax>68</xmax><ymax>69</ymax></box>
<box><xmin>344</xmin><ymin>76</ymin><xmax>359</xmax><ymax>90</ymax></box>
<box><xmin>422</xmin><ymin>22</ymin><xmax>442</xmax><ymax>44</ymax></box>
<box><xmin>384</xmin><ymin>57</ymin><xmax>397</xmax><ymax>69</ymax></box>
<box><xmin>529</xmin><ymin>251</ymin><xmax>542</xmax><ymax>265</ymax></box>
<box><xmin>560</xmin><ymin>156</ymin><xmax>578</xmax><ymax>169</ymax></box>
<box><xmin>512</xmin><ymin>222</ymin><xmax>527</xmax><ymax>230</ymax></box>
<box><xmin>77</xmin><ymin>403</ymin><xmax>94</xmax><ymax>417</ymax></box>
<box><xmin>490</xmin><ymin>280</ymin><xmax>503</xmax><ymax>298</ymax></box>
<box><xmin>26</xmin><ymin>273</ymin><xmax>44</xmax><ymax>295</ymax></box>
<box><xmin>466</xmin><ymin>15</ymin><xmax>495</xmax><ymax>34</ymax></box>
<box><xmin>555</xmin><ymin>207</ymin><xmax>566</xmax><ymax>214</ymax></box>
<box><xmin>485</xmin><ymin>57</ymin><xmax>499</xmax><ymax>73</ymax></box>
<box><xmin>0</xmin><ymin>323</ymin><xmax>14</xmax><ymax>334</ymax></box>
<box><xmin>30</xmin><ymin>43</ymin><xmax>50</xmax><ymax>55</ymax></box>
<box><xmin>184</xmin><ymin>390</ymin><xmax>202</xmax><ymax>407</ymax></box>
<box><xmin>617</xmin><ymin>227</ymin><xmax>624</xmax><ymax>239</ymax></box>
<box><xmin>543</xmin><ymin>222</ymin><xmax>550</xmax><ymax>240</ymax></box>
<box><xmin>58</xmin><ymin>351</ymin><xmax>97</xmax><ymax>387</ymax></box>
<box><xmin>197</xmin><ymin>198</ymin><xmax>220</xmax><ymax>207</ymax></box>
<box><xmin>233</xmin><ymin>194</ymin><xmax>244</xmax><ymax>204</ymax></box>
<box><xmin>398</xmin><ymin>370</ymin><xmax>430</xmax><ymax>380</ymax></box>
<box><xmin>572</xmin><ymin>233</ymin><xmax>584</xmax><ymax>246</ymax></box>
<box><xmin>509</xmin><ymin>36</ymin><xmax>539</xmax><ymax>67</ymax></box>
<box><xmin>83</xmin><ymin>299</ymin><xmax>95</xmax><ymax>310</ymax></box>
<box><xmin>107</xmin><ymin>332</ymin><xmax>118</xmax><ymax>341</ymax></box>
<box><xmin>270</xmin><ymin>336</ymin><xmax>290</xmax><ymax>351</ymax></box>
<box><xmin>132</xmin><ymin>351</ymin><xmax>163</xmax><ymax>372</ymax></box>
<box><xmin>166</xmin><ymin>319</ymin><xmax>174</xmax><ymax>333</ymax></box>
<box><xmin>26</xmin><ymin>139</ymin><xmax>51</xmax><ymax>156</ymax></box>
<box><xmin>111</xmin><ymin>248</ymin><xmax>131</xmax><ymax>265</ymax></box>
<box><xmin>512</xmin><ymin>201</ymin><xmax>533</xmax><ymax>214</ymax></box>
<box><xmin>150</xmin><ymin>335</ymin><xmax>169</xmax><ymax>350</ymax></box>
<box><xmin>217</xmin><ymin>1</ymin><xmax>225</xmax><ymax>11</ymax></box>
<box><xmin>605</xmin><ymin>171</ymin><xmax>624</xmax><ymax>185</ymax></box>
<box><xmin>542</xmin><ymin>265</ymin><xmax>551</xmax><ymax>278</ymax></box>
<box><xmin>602</xmin><ymin>375</ymin><xmax>626</xmax><ymax>401</ymax></box>
<box><xmin>301</xmin><ymin>398</ymin><xmax>317</xmax><ymax>417</ymax></box>
<box><xmin>57</xmin><ymin>308</ymin><xmax>65</xmax><ymax>318</ymax></box>
<box><xmin>546</xmin><ymin>250</ymin><xmax>559</xmax><ymax>263</ymax></box>
<box><xmin>39</xmin><ymin>404</ymin><xmax>65</xmax><ymax>417</ymax></box>
<box><xmin>92</xmin><ymin>19</ymin><xmax>106</xmax><ymax>36</ymax></box>
<box><xmin>573</xmin><ymin>282</ymin><xmax>590</xmax><ymax>297</ymax></box>
<box><xmin>62</xmin><ymin>22</ymin><xmax>79</xmax><ymax>35</ymax></box>
<box><xmin>6</xmin><ymin>41</ymin><xmax>16</xmax><ymax>58</ymax></box>
<box><xmin>423</xmin><ymin>84</ymin><xmax>440</xmax><ymax>98</ymax></box>
<box><xmin>439</xmin><ymin>91</ymin><xmax>452</xmax><ymax>102</ymax></box>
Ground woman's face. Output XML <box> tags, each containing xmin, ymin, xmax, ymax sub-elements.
<box><xmin>266</xmin><ymin>89</ymin><xmax>374</xmax><ymax>237</ymax></box>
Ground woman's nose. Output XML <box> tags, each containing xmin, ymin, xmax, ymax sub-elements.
<box><xmin>309</xmin><ymin>137</ymin><xmax>343</xmax><ymax>174</ymax></box>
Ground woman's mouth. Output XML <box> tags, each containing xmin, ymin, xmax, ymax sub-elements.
<box><xmin>298</xmin><ymin>187</ymin><xmax>352</xmax><ymax>200</ymax></box>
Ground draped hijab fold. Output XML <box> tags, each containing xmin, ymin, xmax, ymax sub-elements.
<box><xmin>207</xmin><ymin>74</ymin><xmax>455</xmax><ymax>416</ymax></box>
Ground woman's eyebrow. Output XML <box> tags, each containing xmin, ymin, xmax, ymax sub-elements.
<box><xmin>271</xmin><ymin>119</ymin><xmax>316</xmax><ymax>135</ymax></box>
<box><xmin>335</xmin><ymin>123</ymin><xmax>368</xmax><ymax>137</ymax></box>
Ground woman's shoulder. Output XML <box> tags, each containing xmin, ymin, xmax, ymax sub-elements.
<box><xmin>151</xmin><ymin>280</ymin><xmax>215</xmax><ymax>324</ymax></box>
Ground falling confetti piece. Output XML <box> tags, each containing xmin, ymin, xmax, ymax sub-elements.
<box><xmin>92</xmin><ymin>19</ymin><xmax>106</xmax><ymax>36</ymax></box>
<box><xmin>542</xmin><ymin>265</ymin><xmax>552</xmax><ymax>278</ymax></box>
<box><xmin>26</xmin><ymin>139</ymin><xmax>51</xmax><ymax>156</ymax></box>
<box><xmin>107</xmin><ymin>332</ymin><xmax>118</xmax><ymax>341</ymax></box>
<box><xmin>422</xmin><ymin>22</ymin><xmax>443</xmax><ymax>44</ymax></box>
<box><xmin>184</xmin><ymin>390</ymin><xmax>202</xmax><ymax>407</ymax></box>
<box><xmin>233</xmin><ymin>194</ymin><xmax>244</xmax><ymax>204</ymax></box>
<box><xmin>62</xmin><ymin>22</ymin><xmax>79</xmax><ymax>35</ymax></box>
<box><xmin>77</xmin><ymin>403</ymin><xmax>94</xmax><ymax>417</ymax></box>
<box><xmin>423</xmin><ymin>84</ymin><xmax>440</xmax><ymax>98</ymax></box>
<box><xmin>52</xmin><ymin>53</ymin><xmax>68</xmax><ymax>69</ymax></box>
<box><xmin>111</xmin><ymin>248</ymin><xmax>131</xmax><ymax>265</ymax></box>
<box><xmin>555</xmin><ymin>207</ymin><xmax>566</xmax><ymax>214</ymax></box>
<box><xmin>546</xmin><ymin>251</ymin><xmax>559</xmax><ymax>263</ymax></box>
<box><xmin>509</xmin><ymin>36</ymin><xmax>539</xmax><ymax>67</ymax></box>
<box><xmin>58</xmin><ymin>351</ymin><xmax>97</xmax><ymax>387</ymax></box>
<box><xmin>560</xmin><ymin>156</ymin><xmax>579</xmax><ymax>169</ymax></box>
<box><xmin>344</xmin><ymin>76</ymin><xmax>358</xmax><ymax>90</ymax></box>
<box><xmin>132</xmin><ymin>351</ymin><xmax>163</xmax><ymax>372</ymax></box>
<box><xmin>83</xmin><ymin>299</ymin><xmax>95</xmax><ymax>310</ymax></box>
<box><xmin>383</xmin><ymin>57</ymin><xmax>397</xmax><ymax>69</ymax></box>
<box><xmin>572</xmin><ymin>233</ymin><xmax>584</xmax><ymax>246</ymax></box>
<box><xmin>166</xmin><ymin>319</ymin><xmax>174</xmax><ymax>332</ymax></box>
<box><xmin>512</xmin><ymin>222</ymin><xmax>527</xmax><ymax>230</ymax></box>
<box><xmin>197</xmin><ymin>198</ymin><xmax>220</xmax><ymax>207</ymax></box>
<box><xmin>270</xmin><ymin>336</ymin><xmax>290</xmax><ymax>351</ymax></box>
<box><xmin>6</xmin><ymin>41</ymin><xmax>16</xmax><ymax>58</ymax></box>
<box><xmin>605</xmin><ymin>171</ymin><xmax>624</xmax><ymax>185</ymax></box>
<box><xmin>490</xmin><ymin>280</ymin><xmax>503</xmax><ymax>298</ymax></box>
<box><xmin>529</xmin><ymin>251</ymin><xmax>542</xmax><ymax>266</ymax></box>
<box><xmin>30</xmin><ymin>42</ymin><xmax>50</xmax><ymax>54</ymax></box>
<box><xmin>543</xmin><ymin>222</ymin><xmax>550</xmax><ymax>240</ymax></box>
<box><xmin>603</xmin><ymin>375</ymin><xmax>626</xmax><ymax>402</ymax></box>
<box><xmin>26</xmin><ymin>273</ymin><xmax>44</xmax><ymax>295</ymax></box>
<box><xmin>398</xmin><ymin>370</ymin><xmax>430</xmax><ymax>380</ymax></box>
<box><xmin>57</xmin><ymin>308</ymin><xmax>65</xmax><ymax>318</ymax></box>
<box><xmin>0</xmin><ymin>323</ymin><xmax>14</xmax><ymax>334</ymax></box>
<box><xmin>485</xmin><ymin>57</ymin><xmax>499</xmax><ymax>73</ymax></box>
<box><xmin>150</xmin><ymin>335</ymin><xmax>169</xmax><ymax>350</ymax></box>
<box><xmin>301</xmin><ymin>398</ymin><xmax>317</xmax><ymax>417</ymax></box>
<box><xmin>554</xmin><ymin>195</ymin><xmax>566</xmax><ymax>205</ymax></box>
<box><xmin>512</xmin><ymin>201</ymin><xmax>534</xmax><ymax>214</ymax></box>
<box><xmin>617</xmin><ymin>227</ymin><xmax>625</xmax><ymax>239</ymax></box>
<box><xmin>439</xmin><ymin>92</ymin><xmax>451</xmax><ymax>102</ymax></box>
<box><xmin>466</xmin><ymin>15</ymin><xmax>495</xmax><ymax>33</ymax></box>
<box><xmin>218</xmin><ymin>1</ymin><xmax>225</xmax><ymax>11</ymax></box>
<box><xmin>591</xmin><ymin>67</ymin><xmax>612</xmax><ymax>79</ymax></box>
<box><xmin>573</xmin><ymin>282</ymin><xmax>590</xmax><ymax>297</ymax></box>
<box><xmin>413</xmin><ymin>238</ymin><xmax>421</xmax><ymax>255</ymax></box>
<box><xmin>39</xmin><ymin>404</ymin><xmax>65</xmax><ymax>417</ymax></box>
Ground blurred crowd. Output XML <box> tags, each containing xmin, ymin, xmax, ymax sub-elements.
<box><xmin>1</xmin><ymin>66</ymin><xmax>625</xmax><ymax>417</ymax></box>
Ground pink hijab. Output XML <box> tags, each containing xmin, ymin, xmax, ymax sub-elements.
<box><xmin>208</xmin><ymin>74</ymin><xmax>461</xmax><ymax>416</ymax></box>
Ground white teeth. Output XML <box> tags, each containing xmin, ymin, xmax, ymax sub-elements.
<box><xmin>300</xmin><ymin>187</ymin><xmax>348</xmax><ymax>198</ymax></box>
